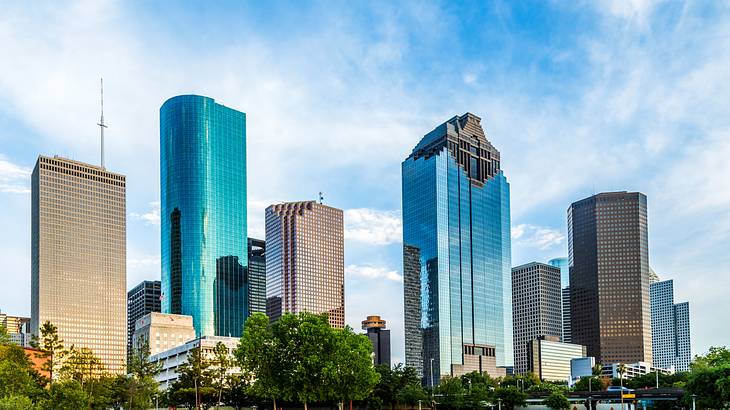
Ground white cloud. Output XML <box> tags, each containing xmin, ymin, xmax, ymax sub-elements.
<box><xmin>130</xmin><ymin>201</ymin><xmax>160</xmax><ymax>226</ymax></box>
<box><xmin>511</xmin><ymin>224</ymin><xmax>565</xmax><ymax>250</ymax></box>
<box><xmin>345</xmin><ymin>208</ymin><xmax>402</xmax><ymax>246</ymax></box>
<box><xmin>346</xmin><ymin>264</ymin><xmax>403</xmax><ymax>282</ymax></box>
<box><xmin>128</xmin><ymin>254</ymin><xmax>160</xmax><ymax>270</ymax></box>
<box><xmin>0</xmin><ymin>154</ymin><xmax>31</xmax><ymax>194</ymax></box>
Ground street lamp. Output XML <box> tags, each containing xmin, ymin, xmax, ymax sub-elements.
<box><xmin>430</xmin><ymin>358</ymin><xmax>435</xmax><ymax>390</ymax></box>
<box><xmin>692</xmin><ymin>394</ymin><xmax>697</xmax><ymax>410</ymax></box>
<box><xmin>498</xmin><ymin>398</ymin><xmax>502</xmax><ymax>410</ymax></box>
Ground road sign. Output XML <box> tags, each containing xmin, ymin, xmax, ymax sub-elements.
<box><xmin>622</xmin><ymin>393</ymin><xmax>636</xmax><ymax>399</ymax></box>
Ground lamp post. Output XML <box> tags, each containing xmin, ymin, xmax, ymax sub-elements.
<box><xmin>692</xmin><ymin>394</ymin><xmax>697</xmax><ymax>410</ymax></box>
<box><xmin>655</xmin><ymin>369</ymin><xmax>659</xmax><ymax>389</ymax></box>
<box><xmin>498</xmin><ymin>398</ymin><xmax>502</xmax><ymax>410</ymax></box>
<box><xmin>430</xmin><ymin>358</ymin><xmax>435</xmax><ymax>390</ymax></box>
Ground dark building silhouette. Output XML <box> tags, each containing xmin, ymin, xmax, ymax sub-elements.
<box><xmin>214</xmin><ymin>256</ymin><xmax>247</xmax><ymax>337</ymax></box>
<box><xmin>568</xmin><ymin>191</ymin><xmax>652</xmax><ymax>364</ymax></box>
<box><xmin>362</xmin><ymin>316</ymin><xmax>391</xmax><ymax>367</ymax></box>
<box><xmin>247</xmin><ymin>238</ymin><xmax>266</xmax><ymax>315</ymax></box>
<box><xmin>127</xmin><ymin>280</ymin><xmax>161</xmax><ymax>360</ymax></box>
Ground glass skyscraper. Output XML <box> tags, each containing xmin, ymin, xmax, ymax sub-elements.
<box><xmin>650</xmin><ymin>279</ymin><xmax>691</xmax><ymax>371</ymax></box>
<box><xmin>160</xmin><ymin>95</ymin><xmax>247</xmax><ymax>338</ymax></box>
<box><xmin>402</xmin><ymin>113</ymin><xmax>512</xmax><ymax>385</ymax></box>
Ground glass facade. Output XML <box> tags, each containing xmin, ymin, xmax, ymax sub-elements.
<box><xmin>402</xmin><ymin>113</ymin><xmax>512</xmax><ymax>385</ymax></box>
<box><xmin>160</xmin><ymin>95</ymin><xmax>248</xmax><ymax>338</ymax></box>
<box><xmin>650</xmin><ymin>279</ymin><xmax>692</xmax><ymax>371</ymax></box>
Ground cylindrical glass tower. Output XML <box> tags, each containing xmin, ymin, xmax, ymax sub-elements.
<box><xmin>160</xmin><ymin>95</ymin><xmax>247</xmax><ymax>337</ymax></box>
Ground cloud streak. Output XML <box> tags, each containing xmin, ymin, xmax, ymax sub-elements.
<box><xmin>345</xmin><ymin>208</ymin><xmax>402</xmax><ymax>246</ymax></box>
<box><xmin>0</xmin><ymin>154</ymin><xmax>31</xmax><ymax>194</ymax></box>
<box><xmin>346</xmin><ymin>264</ymin><xmax>403</xmax><ymax>282</ymax></box>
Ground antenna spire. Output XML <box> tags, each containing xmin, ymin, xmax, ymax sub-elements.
<box><xmin>319</xmin><ymin>192</ymin><xmax>324</xmax><ymax>204</ymax></box>
<box><xmin>97</xmin><ymin>78</ymin><xmax>108</xmax><ymax>169</ymax></box>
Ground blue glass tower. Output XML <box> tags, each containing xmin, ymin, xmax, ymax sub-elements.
<box><xmin>160</xmin><ymin>95</ymin><xmax>247</xmax><ymax>338</ymax></box>
<box><xmin>402</xmin><ymin>113</ymin><xmax>512</xmax><ymax>385</ymax></box>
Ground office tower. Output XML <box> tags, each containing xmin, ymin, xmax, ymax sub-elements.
<box><xmin>265</xmin><ymin>201</ymin><xmax>344</xmax><ymax>327</ymax></box>
<box><xmin>548</xmin><ymin>257</ymin><xmax>569</xmax><ymax>288</ymax></box>
<box><xmin>132</xmin><ymin>312</ymin><xmax>196</xmax><ymax>357</ymax></box>
<box><xmin>561</xmin><ymin>287</ymin><xmax>571</xmax><ymax>343</ymax></box>
<box><xmin>127</xmin><ymin>280</ymin><xmax>161</xmax><ymax>358</ymax></box>
<box><xmin>650</xmin><ymin>279</ymin><xmax>692</xmax><ymax>371</ymax></box>
<box><xmin>527</xmin><ymin>336</ymin><xmax>586</xmax><ymax>381</ymax></box>
<box><xmin>31</xmin><ymin>155</ymin><xmax>126</xmax><ymax>374</ymax></box>
<box><xmin>362</xmin><ymin>315</ymin><xmax>392</xmax><ymax>367</ymax></box>
<box><xmin>402</xmin><ymin>113</ymin><xmax>512</xmax><ymax>385</ymax></box>
<box><xmin>568</xmin><ymin>191</ymin><xmax>652</xmax><ymax>364</ymax></box>
<box><xmin>512</xmin><ymin>262</ymin><xmax>563</xmax><ymax>374</ymax></box>
<box><xmin>247</xmin><ymin>238</ymin><xmax>266</xmax><ymax>315</ymax></box>
<box><xmin>0</xmin><ymin>312</ymin><xmax>31</xmax><ymax>347</ymax></box>
<box><xmin>160</xmin><ymin>95</ymin><xmax>248</xmax><ymax>338</ymax></box>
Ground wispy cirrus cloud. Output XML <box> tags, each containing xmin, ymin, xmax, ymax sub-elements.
<box><xmin>0</xmin><ymin>154</ymin><xmax>31</xmax><ymax>194</ymax></box>
<box><xmin>345</xmin><ymin>208</ymin><xmax>402</xmax><ymax>246</ymax></box>
<box><xmin>346</xmin><ymin>264</ymin><xmax>402</xmax><ymax>282</ymax></box>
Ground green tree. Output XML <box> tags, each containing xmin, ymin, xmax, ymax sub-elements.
<box><xmin>494</xmin><ymin>386</ymin><xmax>527</xmax><ymax>410</ymax></box>
<box><xmin>370</xmin><ymin>364</ymin><xmax>423</xmax><ymax>409</ymax></box>
<box><xmin>435</xmin><ymin>376</ymin><xmax>465</xmax><ymax>410</ymax></box>
<box><xmin>211</xmin><ymin>341</ymin><xmax>232</xmax><ymax>408</ymax></box>
<box><xmin>60</xmin><ymin>345</ymin><xmax>104</xmax><ymax>387</ymax></box>
<box><xmin>691</xmin><ymin>346</ymin><xmax>730</xmax><ymax>370</ymax></box>
<box><xmin>396</xmin><ymin>383</ymin><xmax>429</xmax><ymax>407</ymax></box>
<box><xmin>31</xmin><ymin>321</ymin><xmax>66</xmax><ymax>382</ymax></box>
<box><xmin>573</xmin><ymin>376</ymin><xmax>604</xmax><ymax>392</ymax></box>
<box><xmin>174</xmin><ymin>346</ymin><xmax>213</xmax><ymax>409</ymax></box>
<box><xmin>461</xmin><ymin>371</ymin><xmax>497</xmax><ymax>408</ymax></box>
<box><xmin>0</xmin><ymin>395</ymin><xmax>35</xmax><ymax>410</ymax></box>
<box><xmin>327</xmin><ymin>326</ymin><xmax>380</xmax><ymax>408</ymax></box>
<box><xmin>39</xmin><ymin>380</ymin><xmax>90</xmax><ymax>410</ymax></box>
<box><xmin>0</xmin><ymin>324</ymin><xmax>10</xmax><ymax>345</ymax></box>
<box><xmin>544</xmin><ymin>391</ymin><xmax>570</xmax><ymax>410</ymax></box>
<box><xmin>124</xmin><ymin>340</ymin><xmax>161</xmax><ymax>410</ymax></box>
<box><xmin>685</xmin><ymin>364</ymin><xmax>730</xmax><ymax>408</ymax></box>
<box><xmin>0</xmin><ymin>343</ymin><xmax>44</xmax><ymax>399</ymax></box>
<box><xmin>234</xmin><ymin>312</ymin><xmax>281</xmax><ymax>409</ymax></box>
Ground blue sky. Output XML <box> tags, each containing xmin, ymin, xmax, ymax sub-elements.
<box><xmin>1</xmin><ymin>0</ymin><xmax>729</xmax><ymax>365</ymax></box>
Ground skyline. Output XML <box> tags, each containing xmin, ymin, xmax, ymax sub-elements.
<box><xmin>1</xmin><ymin>1</ymin><xmax>729</xmax><ymax>366</ymax></box>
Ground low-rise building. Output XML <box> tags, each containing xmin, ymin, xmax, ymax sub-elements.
<box><xmin>362</xmin><ymin>315</ymin><xmax>391</xmax><ymax>367</ymax></box>
<box><xmin>1</xmin><ymin>312</ymin><xmax>31</xmax><ymax>347</ymax></box>
<box><xmin>132</xmin><ymin>312</ymin><xmax>196</xmax><ymax>357</ymax></box>
<box><xmin>527</xmin><ymin>336</ymin><xmax>587</xmax><ymax>381</ymax></box>
<box><xmin>601</xmin><ymin>361</ymin><xmax>674</xmax><ymax>379</ymax></box>
<box><xmin>149</xmin><ymin>336</ymin><xmax>240</xmax><ymax>390</ymax></box>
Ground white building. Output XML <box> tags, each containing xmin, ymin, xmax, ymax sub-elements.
<box><xmin>650</xmin><ymin>279</ymin><xmax>691</xmax><ymax>372</ymax></box>
<box><xmin>132</xmin><ymin>312</ymin><xmax>196</xmax><ymax>357</ymax></box>
<box><xmin>601</xmin><ymin>361</ymin><xmax>674</xmax><ymax>379</ymax></box>
<box><xmin>527</xmin><ymin>336</ymin><xmax>587</xmax><ymax>381</ymax></box>
<box><xmin>150</xmin><ymin>336</ymin><xmax>240</xmax><ymax>390</ymax></box>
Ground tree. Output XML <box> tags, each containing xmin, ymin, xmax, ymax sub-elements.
<box><xmin>685</xmin><ymin>364</ymin><xmax>730</xmax><ymax>408</ymax></box>
<box><xmin>396</xmin><ymin>383</ymin><xmax>429</xmax><ymax>407</ymax></box>
<box><xmin>124</xmin><ymin>340</ymin><xmax>161</xmax><ymax>410</ymax></box>
<box><xmin>0</xmin><ymin>324</ymin><xmax>10</xmax><ymax>345</ymax></box>
<box><xmin>234</xmin><ymin>312</ymin><xmax>281</xmax><ymax>409</ymax></box>
<box><xmin>544</xmin><ymin>392</ymin><xmax>570</xmax><ymax>410</ymax></box>
<box><xmin>327</xmin><ymin>326</ymin><xmax>380</xmax><ymax>408</ymax></box>
<box><xmin>174</xmin><ymin>346</ymin><xmax>213</xmax><ymax>409</ymax></box>
<box><xmin>38</xmin><ymin>380</ymin><xmax>90</xmax><ymax>410</ymax></box>
<box><xmin>691</xmin><ymin>346</ymin><xmax>730</xmax><ymax>370</ymax></box>
<box><xmin>0</xmin><ymin>395</ymin><xmax>35</xmax><ymax>410</ymax></box>
<box><xmin>211</xmin><ymin>341</ymin><xmax>232</xmax><ymax>408</ymax></box>
<box><xmin>435</xmin><ymin>376</ymin><xmax>465</xmax><ymax>410</ymax></box>
<box><xmin>0</xmin><ymin>343</ymin><xmax>44</xmax><ymax>399</ymax></box>
<box><xmin>60</xmin><ymin>345</ymin><xmax>104</xmax><ymax>387</ymax></box>
<box><xmin>494</xmin><ymin>386</ymin><xmax>527</xmax><ymax>410</ymax></box>
<box><xmin>31</xmin><ymin>321</ymin><xmax>66</xmax><ymax>382</ymax></box>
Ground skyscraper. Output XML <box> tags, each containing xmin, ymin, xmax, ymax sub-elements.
<box><xmin>650</xmin><ymin>279</ymin><xmax>691</xmax><ymax>371</ymax></box>
<box><xmin>265</xmin><ymin>201</ymin><xmax>344</xmax><ymax>328</ymax></box>
<box><xmin>512</xmin><ymin>262</ymin><xmax>563</xmax><ymax>375</ymax></box>
<box><xmin>31</xmin><ymin>155</ymin><xmax>126</xmax><ymax>374</ymax></box>
<box><xmin>160</xmin><ymin>95</ymin><xmax>248</xmax><ymax>338</ymax></box>
<box><xmin>548</xmin><ymin>257</ymin><xmax>571</xmax><ymax>343</ymax></box>
<box><xmin>127</xmin><ymin>280</ymin><xmax>161</xmax><ymax>358</ymax></box>
<box><xmin>247</xmin><ymin>238</ymin><xmax>266</xmax><ymax>315</ymax></box>
<box><xmin>568</xmin><ymin>191</ymin><xmax>652</xmax><ymax>364</ymax></box>
<box><xmin>402</xmin><ymin>113</ymin><xmax>512</xmax><ymax>384</ymax></box>
<box><xmin>362</xmin><ymin>315</ymin><xmax>391</xmax><ymax>367</ymax></box>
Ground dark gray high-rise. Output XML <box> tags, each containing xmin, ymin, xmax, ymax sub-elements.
<box><xmin>247</xmin><ymin>238</ymin><xmax>266</xmax><ymax>315</ymax></box>
<box><xmin>127</xmin><ymin>280</ymin><xmax>161</xmax><ymax>357</ymax></box>
<box><xmin>362</xmin><ymin>315</ymin><xmax>391</xmax><ymax>367</ymax></box>
<box><xmin>512</xmin><ymin>262</ymin><xmax>563</xmax><ymax>374</ymax></box>
<box><xmin>568</xmin><ymin>191</ymin><xmax>652</xmax><ymax>364</ymax></box>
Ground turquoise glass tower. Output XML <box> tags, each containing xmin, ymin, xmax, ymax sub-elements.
<box><xmin>160</xmin><ymin>95</ymin><xmax>247</xmax><ymax>338</ymax></box>
<box><xmin>402</xmin><ymin>113</ymin><xmax>512</xmax><ymax>385</ymax></box>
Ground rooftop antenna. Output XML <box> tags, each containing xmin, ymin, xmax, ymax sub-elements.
<box><xmin>97</xmin><ymin>78</ymin><xmax>108</xmax><ymax>169</ymax></box>
<box><xmin>318</xmin><ymin>192</ymin><xmax>324</xmax><ymax>204</ymax></box>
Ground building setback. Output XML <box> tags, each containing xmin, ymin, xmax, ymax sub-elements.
<box><xmin>160</xmin><ymin>95</ymin><xmax>248</xmax><ymax>338</ymax></box>
<box><xmin>265</xmin><ymin>201</ymin><xmax>344</xmax><ymax>328</ymax></box>
<box><xmin>132</xmin><ymin>312</ymin><xmax>196</xmax><ymax>357</ymax></box>
<box><xmin>362</xmin><ymin>315</ymin><xmax>391</xmax><ymax>367</ymax></box>
<box><xmin>568</xmin><ymin>191</ymin><xmax>652</xmax><ymax>364</ymax></box>
<box><xmin>512</xmin><ymin>262</ymin><xmax>563</xmax><ymax>375</ymax></box>
<box><xmin>247</xmin><ymin>238</ymin><xmax>266</xmax><ymax>315</ymax></box>
<box><xmin>31</xmin><ymin>155</ymin><xmax>127</xmax><ymax>374</ymax></box>
<box><xmin>127</xmin><ymin>280</ymin><xmax>161</xmax><ymax>359</ymax></box>
<box><xmin>402</xmin><ymin>113</ymin><xmax>512</xmax><ymax>385</ymax></box>
<box><xmin>650</xmin><ymin>279</ymin><xmax>691</xmax><ymax>371</ymax></box>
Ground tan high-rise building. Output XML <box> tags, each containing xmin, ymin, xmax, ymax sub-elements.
<box><xmin>265</xmin><ymin>201</ymin><xmax>344</xmax><ymax>327</ymax></box>
<box><xmin>31</xmin><ymin>155</ymin><xmax>126</xmax><ymax>375</ymax></box>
